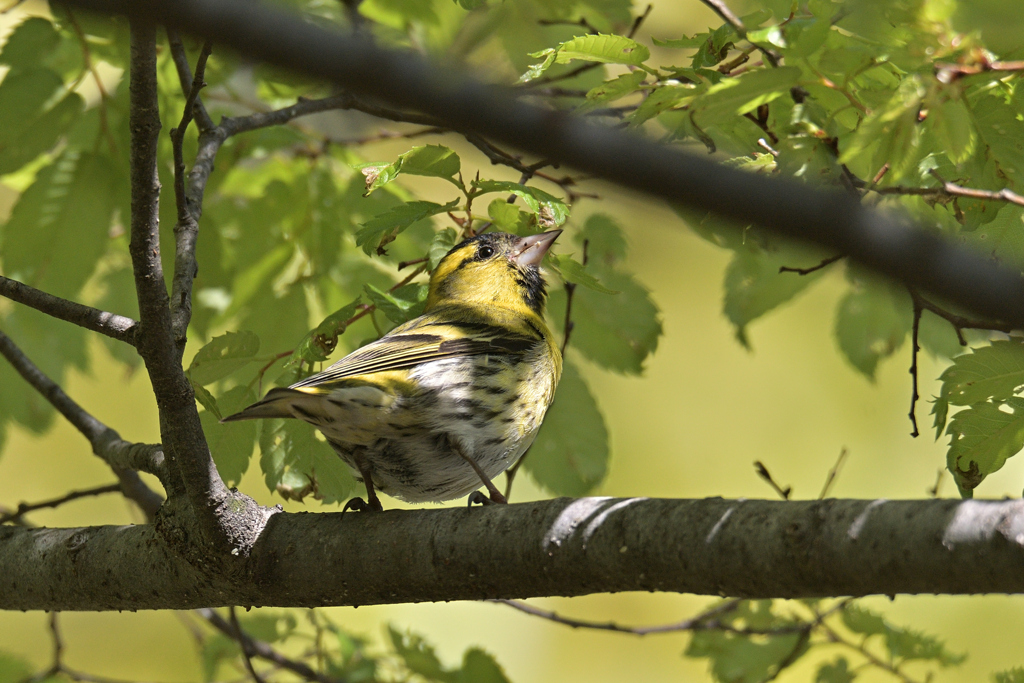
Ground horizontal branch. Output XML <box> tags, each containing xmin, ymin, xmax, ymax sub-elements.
<box><xmin>0</xmin><ymin>276</ymin><xmax>138</xmax><ymax>346</ymax></box>
<box><xmin>2</xmin><ymin>496</ymin><xmax>1023</xmax><ymax>610</ymax></box>
<box><xmin>64</xmin><ymin>0</ymin><xmax>1024</xmax><ymax>329</ymax></box>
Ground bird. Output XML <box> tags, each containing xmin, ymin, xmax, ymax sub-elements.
<box><xmin>222</xmin><ymin>230</ymin><xmax>563</xmax><ymax>511</ymax></box>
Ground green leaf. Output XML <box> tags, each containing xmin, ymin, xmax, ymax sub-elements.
<box><xmin>0</xmin><ymin>652</ymin><xmax>33</xmax><ymax>683</ymax></box>
<box><xmin>834</xmin><ymin>276</ymin><xmax>910</xmax><ymax>380</ymax></box>
<box><xmin>310</xmin><ymin>444</ymin><xmax>358</xmax><ymax>505</ymax></box>
<box><xmin>841</xmin><ymin>604</ymin><xmax>887</xmax><ymax>636</ymax></box>
<box><xmin>388</xmin><ymin>627</ymin><xmax>454</xmax><ymax>683</ymax></box>
<box><xmin>428</xmin><ymin>227</ymin><xmax>459</xmax><ymax>269</ymax></box>
<box><xmin>815</xmin><ymin>657</ymin><xmax>856</xmax><ymax>683</ymax></box>
<box><xmin>471</xmin><ymin>180</ymin><xmax>568</xmax><ymax>227</ymax></box>
<box><xmin>221</xmin><ymin>243</ymin><xmax>294</xmax><ymax>320</ymax></box>
<box><xmin>291</xmin><ymin>298</ymin><xmax>362</xmax><ymax>364</ymax></box>
<box><xmin>553</xmin><ymin>33</ymin><xmax>650</xmax><ymax>67</ymax></box>
<box><xmin>236</xmin><ymin>612</ymin><xmax>297</xmax><ymax>643</ymax></box>
<box><xmin>0</xmin><ymin>91</ymin><xmax>83</xmax><ymax>175</ymax></box>
<box><xmin>356</xmin><ymin>199</ymin><xmax>459</xmax><ymax>256</ymax></box>
<box><xmin>457</xmin><ymin>649</ymin><xmax>510</xmax><ymax>683</ymax></box>
<box><xmin>693</xmin><ymin>66</ymin><xmax>801</xmax><ymax>121</ymax></box>
<box><xmin>2</xmin><ymin>152</ymin><xmax>117</xmax><ymax>298</ymax></box>
<box><xmin>364</xmin><ymin>282</ymin><xmax>429</xmax><ymax>324</ymax></box>
<box><xmin>932</xmin><ymin>99</ymin><xmax>976</xmax><ymax>164</ymax></box>
<box><xmin>684</xmin><ymin>602</ymin><xmax>811</xmax><ymax>679</ymax></box>
<box><xmin>939</xmin><ymin>339</ymin><xmax>1024</xmax><ymax>406</ymax></box>
<box><xmin>547</xmin><ymin>253</ymin><xmax>618</xmax><ymax>294</ymax></box>
<box><xmin>525</xmin><ymin>360</ymin><xmax>608</xmax><ymax>495</ymax></box>
<box><xmin>201</xmin><ymin>386</ymin><xmax>257</xmax><ymax>487</ymax></box>
<box><xmin>259</xmin><ymin>418</ymin><xmax>353</xmax><ymax>503</ymax></box>
<box><xmin>652</xmin><ymin>35</ymin><xmax>706</xmax><ymax>48</ymax></box>
<box><xmin>200</xmin><ymin>633</ymin><xmax>240</xmax><ymax>683</ymax></box>
<box><xmin>0</xmin><ymin>68</ymin><xmax>62</xmax><ymax>141</ymax></box>
<box><xmin>0</xmin><ymin>17</ymin><xmax>60</xmax><ymax>69</ymax></box>
<box><xmin>582</xmin><ymin>71</ymin><xmax>647</xmax><ymax>108</ymax></box>
<box><xmin>839</xmin><ymin>76</ymin><xmax>926</xmax><ymax>182</ymax></box>
<box><xmin>946</xmin><ymin>397</ymin><xmax>1024</xmax><ymax>494</ymax></box>
<box><xmin>188</xmin><ymin>331</ymin><xmax>261</xmax><ymax>386</ymax></box>
<box><xmin>398</xmin><ymin>144</ymin><xmax>461</xmax><ymax>180</ymax></box>
<box><xmin>95</xmin><ymin>266</ymin><xmax>143</xmax><ymax>371</ymax></box>
<box><xmin>724</xmin><ymin>240</ymin><xmax>829</xmax><ymax>348</ymax></box>
<box><xmin>973</xmin><ymin>91</ymin><xmax>1024</xmax><ymax>187</ymax></box>
<box><xmin>545</xmin><ymin>215</ymin><xmax>660</xmax><ymax>374</ymax></box>
<box><xmin>487</xmin><ymin>199</ymin><xmax>535</xmax><ymax>235</ymax></box>
<box><xmin>960</xmin><ymin>204</ymin><xmax>1024</xmax><ymax>270</ymax></box>
<box><xmin>884</xmin><ymin>625</ymin><xmax>965</xmax><ymax>666</ymax></box>
<box><xmin>360</xmin><ymin>145</ymin><xmax>463</xmax><ymax>195</ymax></box>
<box><xmin>518</xmin><ymin>49</ymin><xmax>558</xmax><ymax>83</ymax></box>
<box><xmin>995</xmin><ymin>667</ymin><xmax>1024</xmax><ymax>683</ymax></box>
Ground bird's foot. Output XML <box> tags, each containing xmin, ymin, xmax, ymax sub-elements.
<box><xmin>342</xmin><ymin>496</ymin><xmax>384</xmax><ymax>514</ymax></box>
<box><xmin>468</xmin><ymin>489</ymin><xmax>507</xmax><ymax>507</ymax></box>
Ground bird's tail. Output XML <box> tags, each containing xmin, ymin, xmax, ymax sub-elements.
<box><xmin>220</xmin><ymin>387</ymin><xmax>304</xmax><ymax>423</ymax></box>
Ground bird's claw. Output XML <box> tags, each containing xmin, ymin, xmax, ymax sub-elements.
<box><xmin>342</xmin><ymin>496</ymin><xmax>383</xmax><ymax>514</ymax></box>
<box><xmin>468</xmin><ymin>490</ymin><xmax>507</xmax><ymax>507</ymax></box>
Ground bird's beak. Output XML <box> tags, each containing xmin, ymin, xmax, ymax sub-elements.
<box><xmin>511</xmin><ymin>230</ymin><xmax>561</xmax><ymax>267</ymax></box>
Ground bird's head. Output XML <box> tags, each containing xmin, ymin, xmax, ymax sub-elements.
<box><xmin>426</xmin><ymin>230</ymin><xmax>561</xmax><ymax>315</ymax></box>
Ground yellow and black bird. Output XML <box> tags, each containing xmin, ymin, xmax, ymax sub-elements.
<box><xmin>223</xmin><ymin>230</ymin><xmax>563</xmax><ymax>510</ymax></box>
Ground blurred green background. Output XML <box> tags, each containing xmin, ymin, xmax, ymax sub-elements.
<box><xmin>3</xmin><ymin>0</ymin><xmax>1024</xmax><ymax>681</ymax></box>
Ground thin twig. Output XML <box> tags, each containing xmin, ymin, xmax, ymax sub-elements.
<box><xmin>868</xmin><ymin>177</ymin><xmax>1024</xmax><ymax>208</ymax></box>
<box><xmin>1</xmin><ymin>483</ymin><xmax>122</xmax><ymax>525</ymax></box>
<box><xmin>820</xmin><ymin>622</ymin><xmax>923</xmax><ymax>683</ymax></box>
<box><xmin>818</xmin><ymin>448</ymin><xmax>848</xmax><ymax>500</ymax></box>
<box><xmin>167</xmin><ymin>30</ymin><xmax>216</xmax><ymax>132</ymax></box>
<box><xmin>909</xmin><ymin>297</ymin><xmax>922</xmax><ymax>437</ymax></box>
<box><xmin>199</xmin><ymin>609</ymin><xmax>341</xmax><ymax>683</ymax></box>
<box><xmin>936</xmin><ymin>59</ymin><xmax>1024</xmax><ymax>82</ymax></box>
<box><xmin>908</xmin><ymin>288</ymin><xmax>1016</xmax><ymax>345</ymax></box>
<box><xmin>230</xmin><ymin>607</ymin><xmax>268</xmax><ymax>683</ymax></box>
<box><xmin>754</xmin><ymin>460</ymin><xmax>792</xmax><ymax>500</ymax></box>
<box><xmin>67</xmin><ymin>9</ymin><xmax>118</xmax><ymax>155</ymax></box>
<box><xmin>698</xmin><ymin>0</ymin><xmax>780</xmax><ymax>67</ymax></box>
<box><xmin>778</xmin><ymin>254</ymin><xmax>843</xmax><ymax>275</ymax></box>
<box><xmin>0</xmin><ymin>276</ymin><xmax>139</xmax><ymax>346</ymax></box>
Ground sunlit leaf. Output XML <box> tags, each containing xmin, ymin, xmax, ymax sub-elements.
<box><xmin>939</xmin><ymin>339</ymin><xmax>1024</xmax><ymax>406</ymax></box>
<box><xmin>356</xmin><ymin>199</ymin><xmax>459</xmax><ymax>256</ymax></box>
<box><xmin>188</xmin><ymin>331</ymin><xmax>261</xmax><ymax>386</ymax></box>
<box><xmin>471</xmin><ymin>180</ymin><xmax>568</xmax><ymax>227</ymax></box>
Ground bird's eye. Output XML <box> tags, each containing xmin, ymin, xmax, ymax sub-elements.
<box><xmin>478</xmin><ymin>246</ymin><xmax>495</xmax><ymax>258</ymax></box>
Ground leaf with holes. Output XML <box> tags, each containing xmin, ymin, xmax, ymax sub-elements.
<box><xmin>946</xmin><ymin>397</ymin><xmax>1024</xmax><ymax>496</ymax></box>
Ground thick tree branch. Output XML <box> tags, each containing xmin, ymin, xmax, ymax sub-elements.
<box><xmin>64</xmin><ymin>0</ymin><xmax>1024</xmax><ymax>329</ymax></box>
<box><xmin>2</xmin><ymin>497</ymin><xmax>1023</xmax><ymax>611</ymax></box>
<box><xmin>0</xmin><ymin>276</ymin><xmax>139</xmax><ymax>346</ymax></box>
<box><xmin>0</xmin><ymin>329</ymin><xmax>165</xmax><ymax>516</ymax></box>
<box><xmin>129</xmin><ymin>20</ymin><xmax>247</xmax><ymax>544</ymax></box>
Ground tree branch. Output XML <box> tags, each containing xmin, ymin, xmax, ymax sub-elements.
<box><xmin>167</xmin><ymin>29</ymin><xmax>215</xmax><ymax>132</ymax></box>
<box><xmin>0</xmin><ymin>276</ymin><xmax>139</xmax><ymax>346</ymax></box>
<box><xmin>2</xmin><ymin>496</ymin><xmax>1024</xmax><ymax>611</ymax></box>
<box><xmin>0</xmin><ymin>329</ymin><xmax>165</xmax><ymax>516</ymax></box>
<box><xmin>64</xmin><ymin>0</ymin><xmax>1024</xmax><ymax>329</ymax></box>
<box><xmin>169</xmin><ymin>40</ymin><xmax>213</xmax><ymax>347</ymax></box>
<box><xmin>129</xmin><ymin>20</ymin><xmax>247</xmax><ymax>543</ymax></box>
<box><xmin>0</xmin><ymin>484</ymin><xmax>122</xmax><ymax>526</ymax></box>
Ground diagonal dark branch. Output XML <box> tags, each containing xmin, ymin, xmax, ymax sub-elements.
<box><xmin>229</xmin><ymin>606</ymin><xmax>268</xmax><ymax>683</ymax></box>
<box><xmin>64</xmin><ymin>0</ymin><xmax>1024</xmax><ymax>329</ymax></box>
<box><xmin>169</xmin><ymin>40</ymin><xmax>213</xmax><ymax>347</ymax></box>
<box><xmin>0</xmin><ymin>328</ymin><xmax>165</xmax><ymax>516</ymax></box>
<box><xmin>198</xmin><ymin>609</ymin><xmax>341</xmax><ymax>683</ymax></box>
<box><xmin>0</xmin><ymin>276</ymin><xmax>139</xmax><ymax>346</ymax></box>
<box><xmin>1</xmin><ymin>484</ymin><xmax>122</xmax><ymax>525</ymax></box>
<box><xmin>167</xmin><ymin>29</ymin><xmax>215</xmax><ymax>132</ymax></box>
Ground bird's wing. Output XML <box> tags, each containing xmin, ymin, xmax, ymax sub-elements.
<box><xmin>288</xmin><ymin>317</ymin><xmax>539</xmax><ymax>392</ymax></box>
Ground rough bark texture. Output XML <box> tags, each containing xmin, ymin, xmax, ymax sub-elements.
<box><xmin>2</xmin><ymin>497</ymin><xmax>1023</xmax><ymax>611</ymax></box>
